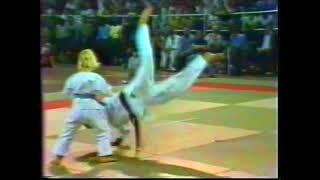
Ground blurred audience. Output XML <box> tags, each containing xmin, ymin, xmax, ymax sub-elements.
<box><xmin>42</xmin><ymin>0</ymin><xmax>278</xmax><ymax>15</ymax></box>
<box><xmin>176</xmin><ymin>28</ymin><xmax>195</xmax><ymax>71</ymax></box>
<box><xmin>41</xmin><ymin>43</ymin><xmax>55</xmax><ymax>67</ymax></box>
<box><xmin>253</xmin><ymin>27</ymin><xmax>276</xmax><ymax>75</ymax></box>
<box><xmin>41</xmin><ymin>0</ymin><xmax>278</xmax><ymax>76</ymax></box>
<box><xmin>227</xmin><ymin>28</ymin><xmax>248</xmax><ymax>76</ymax></box>
<box><xmin>161</xmin><ymin>29</ymin><xmax>181</xmax><ymax>71</ymax></box>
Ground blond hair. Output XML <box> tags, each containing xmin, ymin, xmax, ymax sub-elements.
<box><xmin>77</xmin><ymin>49</ymin><xmax>101</xmax><ymax>71</ymax></box>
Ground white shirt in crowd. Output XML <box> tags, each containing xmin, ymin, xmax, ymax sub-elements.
<box><xmin>97</xmin><ymin>0</ymin><xmax>104</xmax><ymax>12</ymax></box>
<box><xmin>80</xmin><ymin>9</ymin><xmax>95</xmax><ymax>16</ymax></box>
<box><xmin>165</xmin><ymin>35</ymin><xmax>181</xmax><ymax>51</ymax></box>
<box><xmin>261</xmin><ymin>34</ymin><xmax>272</xmax><ymax>50</ymax></box>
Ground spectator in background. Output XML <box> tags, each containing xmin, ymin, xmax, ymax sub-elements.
<box><xmin>227</xmin><ymin>28</ymin><xmax>248</xmax><ymax>75</ymax></box>
<box><xmin>192</xmin><ymin>31</ymin><xmax>207</xmax><ymax>47</ymax></box>
<box><xmin>176</xmin><ymin>28</ymin><xmax>195</xmax><ymax>71</ymax></box>
<box><xmin>212</xmin><ymin>0</ymin><xmax>234</xmax><ymax>14</ymax></box>
<box><xmin>41</xmin><ymin>43</ymin><xmax>55</xmax><ymax>68</ymax></box>
<box><xmin>153</xmin><ymin>3</ymin><xmax>169</xmax><ymax>33</ymax></box>
<box><xmin>79</xmin><ymin>18</ymin><xmax>96</xmax><ymax>49</ymax></box>
<box><xmin>226</xmin><ymin>0</ymin><xmax>241</xmax><ymax>12</ymax></box>
<box><xmin>55</xmin><ymin>19</ymin><xmax>72</xmax><ymax>55</ymax></box>
<box><xmin>241</xmin><ymin>14</ymin><xmax>261</xmax><ymax>31</ymax></box>
<box><xmin>94</xmin><ymin>19</ymin><xmax>110</xmax><ymax>64</ymax></box>
<box><xmin>96</xmin><ymin>21</ymin><xmax>110</xmax><ymax>41</ymax></box>
<box><xmin>195</xmin><ymin>1</ymin><xmax>205</xmax><ymax>14</ymax></box>
<box><xmin>202</xmin><ymin>0</ymin><xmax>214</xmax><ymax>14</ymax></box>
<box><xmin>207</xmin><ymin>14</ymin><xmax>222</xmax><ymax>28</ymax></box>
<box><xmin>80</xmin><ymin>1</ymin><xmax>96</xmax><ymax>16</ymax></box>
<box><xmin>254</xmin><ymin>27</ymin><xmax>276</xmax><ymax>75</ymax></box>
<box><xmin>64</xmin><ymin>0</ymin><xmax>77</xmax><ymax>14</ymax></box>
<box><xmin>205</xmin><ymin>26</ymin><xmax>227</xmax><ymax>53</ymax></box>
<box><xmin>161</xmin><ymin>29</ymin><xmax>181</xmax><ymax>71</ymax></box>
<box><xmin>257</xmin><ymin>28</ymin><xmax>273</xmax><ymax>52</ymax></box>
<box><xmin>152</xmin><ymin>31</ymin><xmax>165</xmax><ymax>71</ymax></box>
<box><xmin>70</xmin><ymin>15</ymin><xmax>83</xmax><ymax>49</ymax></box>
<box><xmin>97</xmin><ymin>0</ymin><xmax>106</xmax><ymax>15</ymax></box>
<box><xmin>261</xmin><ymin>14</ymin><xmax>275</xmax><ymax>28</ymax></box>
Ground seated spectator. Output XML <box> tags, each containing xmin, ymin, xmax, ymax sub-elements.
<box><xmin>257</xmin><ymin>28</ymin><xmax>273</xmax><ymax>52</ymax></box>
<box><xmin>253</xmin><ymin>27</ymin><xmax>276</xmax><ymax>75</ymax></box>
<box><xmin>176</xmin><ymin>28</ymin><xmax>195</xmax><ymax>71</ymax></box>
<box><xmin>161</xmin><ymin>30</ymin><xmax>181</xmax><ymax>71</ymax></box>
<box><xmin>96</xmin><ymin>22</ymin><xmax>110</xmax><ymax>41</ymax></box>
<box><xmin>192</xmin><ymin>31</ymin><xmax>207</xmax><ymax>47</ymax></box>
<box><xmin>227</xmin><ymin>28</ymin><xmax>249</xmax><ymax>75</ymax></box>
<box><xmin>41</xmin><ymin>43</ymin><xmax>55</xmax><ymax>68</ymax></box>
<box><xmin>261</xmin><ymin>14</ymin><xmax>275</xmax><ymax>27</ymax></box>
<box><xmin>205</xmin><ymin>26</ymin><xmax>227</xmax><ymax>53</ymax></box>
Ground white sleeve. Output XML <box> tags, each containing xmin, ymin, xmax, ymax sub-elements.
<box><xmin>62</xmin><ymin>76</ymin><xmax>75</xmax><ymax>99</ymax></box>
<box><xmin>95</xmin><ymin>75</ymin><xmax>113</xmax><ymax>96</ymax></box>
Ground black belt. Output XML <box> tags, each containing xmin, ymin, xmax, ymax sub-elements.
<box><xmin>74</xmin><ymin>93</ymin><xmax>106</xmax><ymax>106</ymax></box>
<box><xmin>119</xmin><ymin>92</ymin><xmax>141</xmax><ymax>151</ymax></box>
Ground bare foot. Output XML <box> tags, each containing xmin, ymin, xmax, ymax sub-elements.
<box><xmin>203</xmin><ymin>52</ymin><xmax>225</xmax><ymax>64</ymax></box>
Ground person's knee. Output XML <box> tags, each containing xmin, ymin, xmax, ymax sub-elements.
<box><xmin>59</xmin><ymin>132</ymin><xmax>74</xmax><ymax>141</ymax></box>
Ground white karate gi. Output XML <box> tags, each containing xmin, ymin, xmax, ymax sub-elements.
<box><xmin>52</xmin><ymin>72</ymin><xmax>114</xmax><ymax>157</ymax></box>
<box><xmin>102</xmin><ymin>25</ymin><xmax>208</xmax><ymax>141</ymax></box>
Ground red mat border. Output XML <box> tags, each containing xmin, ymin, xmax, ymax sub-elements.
<box><xmin>192</xmin><ymin>84</ymin><xmax>277</xmax><ymax>93</ymax></box>
<box><xmin>43</xmin><ymin>84</ymin><xmax>277</xmax><ymax>110</ymax></box>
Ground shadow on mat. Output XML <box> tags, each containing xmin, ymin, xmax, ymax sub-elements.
<box><xmin>55</xmin><ymin>152</ymin><xmax>223</xmax><ymax>178</ymax></box>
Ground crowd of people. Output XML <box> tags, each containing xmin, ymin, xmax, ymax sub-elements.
<box><xmin>41</xmin><ymin>0</ymin><xmax>278</xmax><ymax>76</ymax></box>
<box><xmin>41</xmin><ymin>0</ymin><xmax>277</xmax><ymax>15</ymax></box>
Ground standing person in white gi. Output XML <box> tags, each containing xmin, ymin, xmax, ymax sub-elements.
<box><xmin>49</xmin><ymin>49</ymin><xmax>117</xmax><ymax>172</ymax></box>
